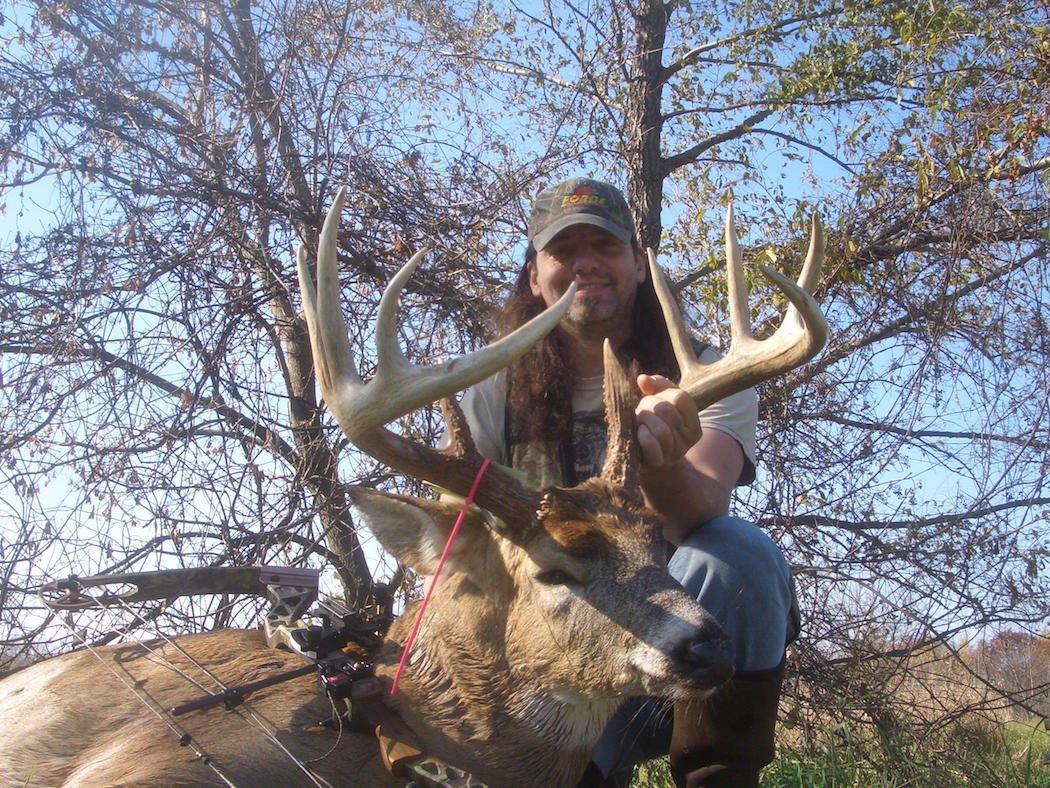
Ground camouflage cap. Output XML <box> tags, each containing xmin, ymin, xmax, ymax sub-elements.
<box><xmin>528</xmin><ymin>177</ymin><xmax>636</xmax><ymax>251</ymax></box>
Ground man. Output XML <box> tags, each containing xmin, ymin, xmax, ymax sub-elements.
<box><xmin>454</xmin><ymin>177</ymin><xmax>797</xmax><ymax>787</ymax></box>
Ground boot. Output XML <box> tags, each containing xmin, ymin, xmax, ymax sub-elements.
<box><xmin>668</xmin><ymin>663</ymin><xmax>785</xmax><ymax>788</ymax></box>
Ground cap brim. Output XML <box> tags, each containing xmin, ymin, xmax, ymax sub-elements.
<box><xmin>532</xmin><ymin>214</ymin><xmax>633</xmax><ymax>251</ymax></box>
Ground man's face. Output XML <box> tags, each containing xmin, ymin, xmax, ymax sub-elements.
<box><xmin>530</xmin><ymin>225</ymin><xmax>646</xmax><ymax>327</ymax></box>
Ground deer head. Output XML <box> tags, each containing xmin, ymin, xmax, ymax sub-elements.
<box><xmin>294</xmin><ymin>189</ymin><xmax>827</xmax><ymax>784</ymax></box>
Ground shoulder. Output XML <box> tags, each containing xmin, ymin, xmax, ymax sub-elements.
<box><xmin>458</xmin><ymin>371</ymin><xmax>508</xmax><ymax>463</ymax></box>
<box><xmin>694</xmin><ymin>343</ymin><xmax>759</xmax><ymax>418</ymax></box>
<box><xmin>462</xmin><ymin>369</ymin><xmax>507</xmax><ymax>412</ymax></box>
<box><xmin>692</xmin><ymin>341</ymin><xmax>759</xmax><ymax>484</ymax></box>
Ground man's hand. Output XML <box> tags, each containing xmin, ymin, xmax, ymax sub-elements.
<box><xmin>635</xmin><ymin>374</ymin><xmax>702</xmax><ymax>469</ymax></box>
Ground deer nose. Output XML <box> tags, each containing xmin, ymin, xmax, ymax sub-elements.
<box><xmin>684</xmin><ymin>636</ymin><xmax>734</xmax><ymax>687</ymax></box>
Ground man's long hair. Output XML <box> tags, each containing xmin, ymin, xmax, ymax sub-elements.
<box><xmin>500</xmin><ymin>242</ymin><xmax>683</xmax><ymax>445</ymax></box>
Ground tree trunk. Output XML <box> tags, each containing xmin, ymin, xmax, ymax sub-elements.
<box><xmin>624</xmin><ymin>0</ymin><xmax>669</xmax><ymax>250</ymax></box>
<box><xmin>227</xmin><ymin>0</ymin><xmax>373</xmax><ymax>606</ymax></box>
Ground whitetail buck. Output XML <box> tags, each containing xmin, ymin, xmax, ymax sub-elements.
<box><xmin>0</xmin><ymin>191</ymin><xmax>826</xmax><ymax>787</ymax></box>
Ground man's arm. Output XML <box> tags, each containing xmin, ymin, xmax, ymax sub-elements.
<box><xmin>640</xmin><ymin>429</ymin><xmax>743</xmax><ymax>544</ymax></box>
<box><xmin>634</xmin><ymin>373</ymin><xmax>749</xmax><ymax>544</ymax></box>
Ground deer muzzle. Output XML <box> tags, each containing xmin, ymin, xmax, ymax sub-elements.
<box><xmin>680</xmin><ymin>630</ymin><xmax>735</xmax><ymax>689</ymax></box>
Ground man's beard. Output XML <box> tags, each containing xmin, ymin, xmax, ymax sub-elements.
<box><xmin>566</xmin><ymin>288</ymin><xmax>621</xmax><ymax>325</ymax></box>
<box><xmin>564</xmin><ymin>300</ymin><xmax>628</xmax><ymax>341</ymax></box>
<box><xmin>567</xmin><ymin>303</ymin><xmax>618</xmax><ymax>325</ymax></box>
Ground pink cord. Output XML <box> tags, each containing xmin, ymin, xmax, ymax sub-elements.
<box><xmin>390</xmin><ymin>458</ymin><xmax>491</xmax><ymax>695</ymax></box>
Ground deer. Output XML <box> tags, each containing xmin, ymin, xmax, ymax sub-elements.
<box><xmin>0</xmin><ymin>189</ymin><xmax>826</xmax><ymax>787</ymax></box>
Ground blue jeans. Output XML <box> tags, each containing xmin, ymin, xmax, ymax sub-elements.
<box><xmin>592</xmin><ymin>516</ymin><xmax>798</xmax><ymax>776</ymax></box>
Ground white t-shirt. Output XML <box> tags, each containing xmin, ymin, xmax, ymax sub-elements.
<box><xmin>450</xmin><ymin>345</ymin><xmax>758</xmax><ymax>489</ymax></box>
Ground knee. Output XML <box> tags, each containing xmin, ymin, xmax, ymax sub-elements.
<box><xmin>669</xmin><ymin>517</ymin><xmax>792</xmax><ymax>613</ymax></box>
<box><xmin>669</xmin><ymin>517</ymin><xmax>796</xmax><ymax>671</ymax></box>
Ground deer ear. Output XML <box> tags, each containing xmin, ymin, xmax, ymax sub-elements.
<box><xmin>347</xmin><ymin>487</ymin><xmax>491</xmax><ymax>576</ymax></box>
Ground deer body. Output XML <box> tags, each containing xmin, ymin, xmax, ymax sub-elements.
<box><xmin>0</xmin><ymin>630</ymin><xmax>392</xmax><ymax>787</ymax></box>
<box><xmin>0</xmin><ymin>482</ymin><xmax>724</xmax><ymax>787</ymax></box>
<box><xmin>1</xmin><ymin>192</ymin><xmax>827</xmax><ymax>787</ymax></box>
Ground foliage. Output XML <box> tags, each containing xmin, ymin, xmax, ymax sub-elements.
<box><xmin>0</xmin><ymin>3</ymin><xmax>1047</xmax><ymax>778</ymax></box>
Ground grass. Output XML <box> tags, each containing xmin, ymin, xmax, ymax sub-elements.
<box><xmin>1003</xmin><ymin>721</ymin><xmax>1050</xmax><ymax>788</ymax></box>
<box><xmin>628</xmin><ymin>719</ymin><xmax>1050</xmax><ymax>787</ymax></box>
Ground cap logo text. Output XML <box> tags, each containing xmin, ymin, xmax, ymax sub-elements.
<box><xmin>561</xmin><ymin>194</ymin><xmax>606</xmax><ymax>208</ymax></box>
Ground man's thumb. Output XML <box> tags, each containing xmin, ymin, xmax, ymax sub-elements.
<box><xmin>637</xmin><ymin>373</ymin><xmax>673</xmax><ymax>395</ymax></box>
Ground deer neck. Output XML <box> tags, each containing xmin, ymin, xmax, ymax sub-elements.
<box><xmin>375</xmin><ymin>593</ymin><xmax>619</xmax><ymax>786</ymax></box>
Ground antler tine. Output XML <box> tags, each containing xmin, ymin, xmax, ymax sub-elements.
<box><xmin>648</xmin><ymin>203</ymin><xmax>829</xmax><ymax>413</ymax></box>
<box><xmin>599</xmin><ymin>339</ymin><xmax>641</xmax><ymax>492</ymax></box>
<box><xmin>647</xmin><ymin>247</ymin><xmax>698</xmax><ymax>368</ymax></box>
<box><xmin>374</xmin><ymin>247</ymin><xmax>429</xmax><ymax>379</ymax></box>
<box><xmin>301</xmin><ymin>190</ymin><xmax>577</xmax><ymax>442</ymax></box>
<box><xmin>296</xmin><ymin>187</ymin><xmax>361</xmax><ymax>397</ymax></box>
<box><xmin>296</xmin><ymin>243</ymin><xmax>331</xmax><ymax>391</ymax></box>
<box><xmin>724</xmin><ymin>203</ymin><xmax>752</xmax><ymax>347</ymax></box>
<box><xmin>783</xmin><ymin>213</ymin><xmax>824</xmax><ymax>333</ymax></box>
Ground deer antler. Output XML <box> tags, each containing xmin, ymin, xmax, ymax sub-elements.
<box><xmin>648</xmin><ymin>205</ymin><xmax>828</xmax><ymax>413</ymax></box>
<box><xmin>296</xmin><ymin>187</ymin><xmax>576</xmax><ymax>528</ymax></box>
<box><xmin>299</xmin><ymin>187</ymin><xmax>576</xmax><ymax>439</ymax></box>
<box><xmin>599</xmin><ymin>340</ymin><xmax>642</xmax><ymax>493</ymax></box>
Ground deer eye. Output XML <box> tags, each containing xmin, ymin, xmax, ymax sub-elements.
<box><xmin>535</xmin><ymin>569</ymin><xmax>579</xmax><ymax>586</ymax></box>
